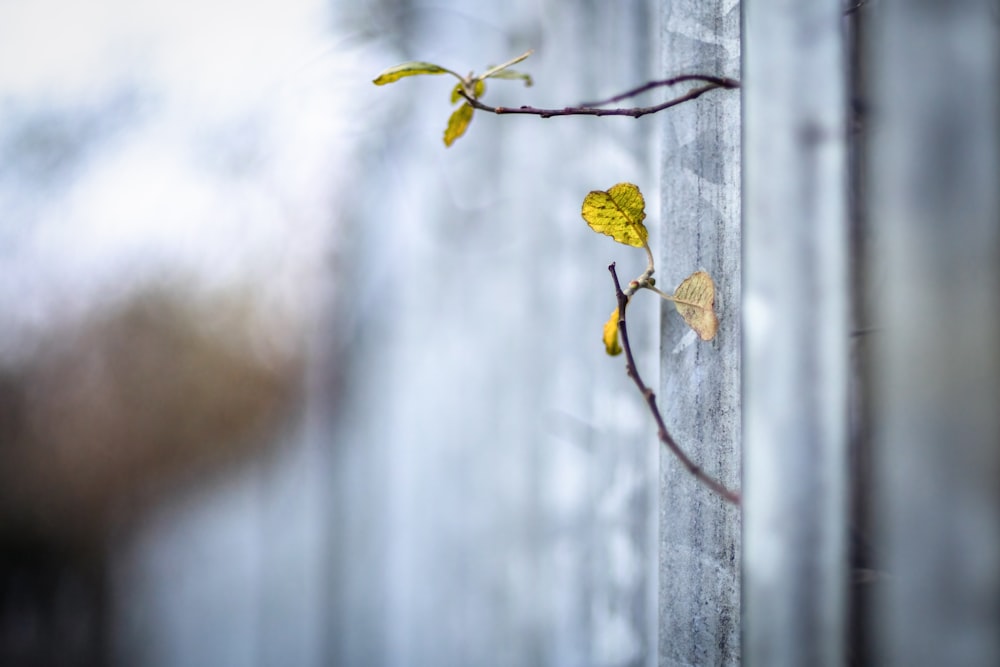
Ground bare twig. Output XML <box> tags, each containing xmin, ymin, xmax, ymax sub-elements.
<box><xmin>609</xmin><ymin>262</ymin><xmax>741</xmax><ymax>506</ymax></box>
<box><xmin>578</xmin><ymin>74</ymin><xmax>740</xmax><ymax>107</ymax></box>
<box><xmin>458</xmin><ymin>75</ymin><xmax>739</xmax><ymax>119</ymax></box>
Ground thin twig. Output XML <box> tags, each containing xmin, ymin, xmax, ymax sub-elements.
<box><xmin>609</xmin><ymin>263</ymin><xmax>741</xmax><ymax>506</ymax></box>
<box><xmin>459</xmin><ymin>78</ymin><xmax>738</xmax><ymax>119</ymax></box>
<box><xmin>578</xmin><ymin>74</ymin><xmax>740</xmax><ymax>107</ymax></box>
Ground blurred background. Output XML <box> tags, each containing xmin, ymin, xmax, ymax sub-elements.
<box><xmin>0</xmin><ymin>1</ymin><xmax>661</xmax><ymax>665</ymax></box>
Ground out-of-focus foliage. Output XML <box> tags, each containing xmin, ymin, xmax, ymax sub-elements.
<box><xmin>372</xmin><ymin>51</ymin><xmax>532</xmax><ymax>146</ymax></box>
<box><xmin>372</xmin><ymin>61</ymin><xmax>458</xmax><ymax>85</ymax></box>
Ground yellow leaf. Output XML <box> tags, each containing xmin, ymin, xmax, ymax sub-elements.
<box><xmin>443</xmin><ymin>103</ymin><xmax>474</xmax><ymax>146</ymax></box>
<box><xmin>450</xmin><ymin>79</ymin><xmax>486</xmax><ymax>104</ymax></box>
<box><xmin>603</xmin><ymin>307</ymin><xmax>623</xmax><ymax>356</ymax></box>
<box><xmin>581</xmin><ymin>183</ymin><xmax>649</xmax><ymax>248</ymax></box>
<box><xmin>372</xmin><ymin>62</ymin><xmax>454</xmax><ymax>85</ymax></box>
<box><xmin>672</xmin><ymin>271</ymin><xmax>719</xmax><ymax>341</ymax></box>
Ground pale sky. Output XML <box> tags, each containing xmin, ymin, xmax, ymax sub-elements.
<box><xmin>0</xmin><ymin>0</ymin><xmax>382</xmax><ymax>361</ymax></box>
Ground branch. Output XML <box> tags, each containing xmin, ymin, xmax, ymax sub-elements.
<box><xmin>609</xmin><ymin>263</ymin><xmax>741</xmax><ymax>506</ymax></box>
<box><xmin>578</xmin><ymin>74</ymin><xmax>740</xmax><ymax>107</ymax></box>
<box><xmin>459</xmin><ymin>75</ymin><xmax>739</xmax><ymax>119</ymax></box>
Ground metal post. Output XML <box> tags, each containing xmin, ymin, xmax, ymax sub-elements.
<box><xmin>659</xmin><ymin>1</ymin><xmax>742</xmax><ymax>664</ymax></box>
<box><xmin>869</xmin><ymin>2</ymin><xmax>1000</xmax><ymax>664</ymax></box>
<box><xmin>742</xmin><ymin>1</ymin><xmax>849</xmax><ymax>665</ymax></box>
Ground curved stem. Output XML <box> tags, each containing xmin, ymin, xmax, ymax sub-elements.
<box><xmin>642</xmin><ymin>242</ymin><xmax>655</xmax><ymax>275</ymax></box>
<box><xmin>641</xmin><ymin>283</ymin><xmax>703</xmax><ymax>309</ymax></box>
<box><xmin>458</xmin><ymin>80</ymin><xmax>737</xmax><ymax>119</ymax></box>
<box><xmin>609</xmin><ymin>263</ymin><xmax>741</xmax><ymax>505</ymax></box>
<box><xmin>579</xmin><ymin>74</ymin><xmax>740</xmax><ymax>107</ymax></box>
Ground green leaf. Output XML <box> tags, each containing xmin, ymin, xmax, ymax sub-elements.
<box><xmin>485</xmin><ymin>69</ymin><xmax>533</xmax><ymax>86</ymax></box>
<box><xmin>450</xmin><ymin>79</ymin><xmax>486</xmax><ymax>104</ymax></box>
<box><xmin>372</xmin><ymin>62</ymin><xmax>456</xmax><ymax>86</ymax></box>
<box><xmin>444</xmin><ymin>103</ymin><xmax>474</xmax><ymax>146</ymax></box>
<box><xmin>581</xmin><ymin>183</ymin><xmax>648</xmax><ymax>248</ymax></box>
<box><xmin>602</xmin><ymin>307</ymin><xmax>623</xmax><ymax>356</ymax></box>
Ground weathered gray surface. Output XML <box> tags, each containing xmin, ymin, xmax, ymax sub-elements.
<box><xmin>868</xmin><ymin>2</ymin><xmax>1000</xmax><ymax>665</ymax></box>
<box><xmin>742</xmin><ymin>1</ymin><xmax>849</xmax><ymax>665</ymax></box>
<box><xmin>326</xmin><ymin>2</ymin><xmax>662</xmax><ymax>666</ymax></box>
<box><xmin>659</xmin><ymin>1</ymin><xmax>742</xmax><ymax>664</ymax></box>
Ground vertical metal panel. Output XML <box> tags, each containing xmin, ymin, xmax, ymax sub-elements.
<box><xmin>869</xmin><ymin>2</ymin><xmax>1000</xmax><ymax>665</ymax></box>
<box><xmin>742</xmin><ymin>1</ymin><xmax>849</xmax><ymax>665</ymax></box>
<box><xmin>659</xmin><ymin>2</ymin><xmax>742</xmax><ymax>664</ymax></box>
